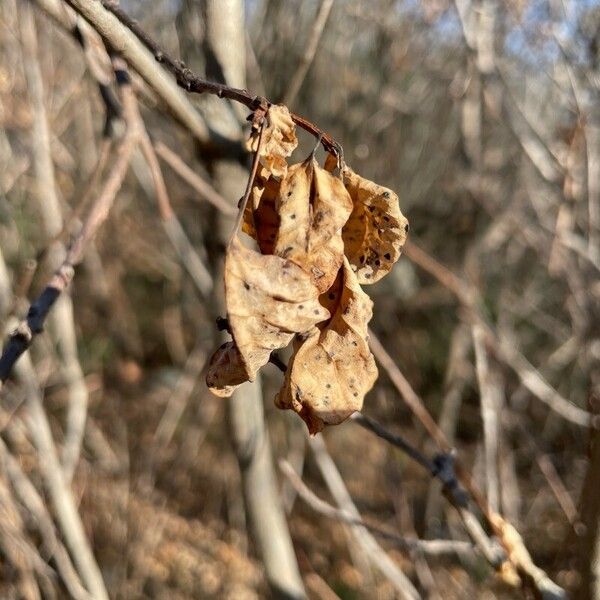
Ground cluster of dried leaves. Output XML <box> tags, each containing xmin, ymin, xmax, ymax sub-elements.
<box><xmin>206</xmin><ymin>106</ymin><xmax>409</xmax><ymax>433</ymax></box>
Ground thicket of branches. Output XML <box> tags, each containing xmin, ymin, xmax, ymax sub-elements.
<box><xmin>0</xmin><ymin>0</ymin><xmax>598</xmax><ymax>599</ymax></box>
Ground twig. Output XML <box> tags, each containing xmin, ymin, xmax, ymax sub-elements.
<box><xmin>154</xmin><ymin>141</ymin><xmax>235</xmax><ymax>215</ymax></box>
<box><xmin>424</xmin><ymin>323</ymin><xmax>472</xmax><ymax>534</ymax></box>
<box><xmin>404</xmin><ymin>240</ymin><xmax>593</xmax><ymax>429</ymax></box>
<box><xmin>509</xmin><ymin>417</ymin><xmax>578</xmax><ymax>528</ymax></box>
<box><xmin>0</xmin><ymin>437</ymin><xmax>91</xmax><ymax>600</ymax></box>
<box><xmin>351</xmin><ymin>412</ymin><xmax>503</xmax><ymax>568</ymax></box>
<box><xmin>351</xmin><ymin>412</ymin><xmax>433</xmax><ymax>472</ymax></box>
<box><xmin>14</xmin><ymin>355</ymin><xmax>109</xmax><ymax>600</ymax></box>
<box><xmin>0</xmin><ymin>69</ymin><xmax>140</xmax><ymax>387</ymax></box>
<box><xmin>79</xmin><ymin>0</ymin><xmax>342</xmax><ymax>156</ymax></box>
<box><xmin>279</xmin><ymin>459</ymin><xmax>476</xmax><ymax>561</ymax></box>
<box><xmin>138</xmin><ymin>127</ymin><xmax>213</xmax><ymax>296</ymax></box>
<box><xmin>31</xmin><ymin>0</ymin><xmax>120</xmax><ymax>131</ymax></box>
<box><xmin>366</xmin><ymin>328</ymin><xmax>566</xmax><ymax>595</ymax></box>
<box><xmin>309</xmin><ymin>435</ymin><xmax>421</xmax><ymax>600</ymax></box>
<box><xmin>472</xmin><ymin>323</ymin><xmax>501</xmax><ymax>513</ymax></box>
<box><xmin>282</xmin><ymin>0</ymin><xmax>335</xmax><ymax>107</ymax></box>
<box><xmin>19</xmin><ymin>0</ymin><xmax>90</xmax><ymax>483</ymax></box>
<box><xmin>60</xmin><ymin>0</ymin><xmax>211</xmax><ymax>146</ymax></box>
<box><xmin>367</xmin><ymin>330</ymin><xmax>452</xmax><ymax>451</ymax></box>
<box><xmin>230</xmin><ymin>114</ymin><xmax>266</xmax><ymax>244</ymax></box>
<box><xmin>0</xmin><ymin>250</ymin><xmax>105</xmax><ymax>599</ymax></box>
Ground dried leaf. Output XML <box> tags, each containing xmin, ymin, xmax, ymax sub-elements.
<box><xmin>242</xmin><ymin>174</ymin><xmax>280</xmax><ymax>255</ymax></box>
<box><xmin>342</xmin><ymin>167</ymin><xmax>409</xmax><ymax>284</ymax></box>
<box><xmin>323</xmin><ymin>152</ymin><xmax>339</xmax><ymax>173</ymax></box>
<box><xmin>205</xmin><ymin>342</ymin><xmax>248</xmax><ymax>398</ymax></box>
<box><xmin>274</xmin><ymin>158</ymin><xmax>353</xmax><ymax>292</ymax></box>
<box><xmin>276</xmin><ymin>258</ymin><xmax>378</xmax><ymax>433</ymax></box>
<box><xmin>206</xmin><ymin>238</ymin><xmax>329</xmax><ymax>397</ymax></box>
<box><xmin>247</xmin><ymin>105</ymin><xmax>298</xmax><ymax>179</ymax></box>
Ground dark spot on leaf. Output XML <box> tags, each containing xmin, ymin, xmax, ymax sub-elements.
<box><xmin>243</xmin><ymin>282</ymin><xmax>250</xmax><ymax>290</ymax></box>
<box><xmin>405</xmin><ymin>223</ymin><xmax>410</xmax><ymax>233</ymax></box>
<box><xmin>383</xmin><ymin>191</ymin><xmax>390</xmax><ymax>198</ymax></box>
<box><xmin>298</xmin><ymin>304</ymin><xmax>304</xmax><ymax>310</ymax></box>
<box><xmin>328</xmin><ymin>292</ymin><xmax>335</xmax><ymax>300</ymax></box>
<box><xmin>290</xmin><ymin>213</ymin><xmax>296</xmax><ymax>219</ymax></box>
<box><xmin>384</xmin><ymin>252</ymin><xmax>391</xmax><ymax>260</ymax></box>
<box><xmin>375</xmin><ymin>259</ymin><xmax>381</xmax><ymax>266</ymax></box>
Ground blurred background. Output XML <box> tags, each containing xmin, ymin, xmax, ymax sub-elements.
<box><xmin>0</xmin><ymin>0</ymin><xmax>599</xmax><ymax>598</ymax></box>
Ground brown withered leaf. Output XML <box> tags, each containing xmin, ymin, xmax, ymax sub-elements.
<box><xmin>274</xmin><ymin>158</ymin><xmax>353</xmax><ymax>293</ymax></box>
<box><xmin>242</xmin><ymin>174</ymin><xmax>280</xmax><ymax>255</ymax></box>
<box><xmin>206</xmin><ymin>238</ymin><xmax>330</xmax><ymax>397</ymax></box>
<box><xmin>246</xmin><ymin>105</ymin><xmax>298</xmax><ymax>179</ymax></box>
<box><xmin>342</xmin><ymin>167</ymin><xmax>409</xmax><ymax>284</ymax></box>
<box><xmin>205</xmin><ymin>342</ymin><xmax>248</xmax><ymax>398</ymax></box>
<box><xmin>276</xmin><ymin>258</ymin><xmax>378</xmax><ymax>433</ymax></box>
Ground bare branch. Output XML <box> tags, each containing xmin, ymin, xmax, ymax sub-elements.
<box><xmin>279</xmin><ymin>459</ymin><xmax>476</xmax><ymax>561</ymax></box>
<box><xmin>309</xmin><ymin>435</ymin><xmax>421</xmax><ymax>600</ymax></box>
<box><xmin>67</xmin><ymin>0</ymin><xmax>343</xmax><ymax>156</ymax></box>
<box><xmin>154</xmin><ymin>141</ymin><xmax>235</xmax><ymax>215</ymax></box>
<box><xmin>282</xmin><ymin>0</ymin><xmax>335</xmax><ymax>107</ymax></box>
<box><xmin>0</xmin><ymin>70</ymin><xmax>140</xmax><ymax>387</ymax></box>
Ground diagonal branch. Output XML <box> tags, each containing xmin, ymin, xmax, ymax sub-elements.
<box><xmin>282</xmin><ymin>0</ymin><xmax>335</xmax><ymax>107</ymax></box>
<box><xmin>66</xmin><ymin>0</ymin><xmax>342</xmax><ymax>156</ymax></box>
<box><xmin>0</xmin><ymin>70</ymin><xmax>140</xmax><ymax>388</ymax></box>
<box><xmin>279</xmin><ymin>459</ymin><xmax>476</xmax><ymax>561</ymax></box>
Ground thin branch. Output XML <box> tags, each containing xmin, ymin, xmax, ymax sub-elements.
<box><xmin>75</xmin><ymin>0</ymin><xmax>342</xmax><ymax>156</ymax></box>
<box><xmin>154</xmin><ymin>141</ymin><xmax>235</xmax><ymax>215</ymax></box>
<box><xmin>0</xmin><ymin>70</ymin><xmax>140</xmax><ymax>387</ymax></box>
<box><xmin>0</xmin><ymin>246</ymin><xmax>107</xmax><ymax>599</ymax></box>
<box><xmin>366</xmin><ymin>328</ymin><xmax>566</xmax><ymax>596</ymax></box>
<box><xmin>308</xmin><ymin>435</ymin><xmax>421</xmax><ymax>600</ymax></box>
<box><xmin>350</xmin><ymin>412</ymin><xmax>434</xmax><ymax>472</ymax></box>
<box><xmin>404</xmin><ymin>240</ymin><xmax>593</xmax><ymax>429</ymax></box>
<box><xmin>230</xmin><ymin>113</ymin><xmax>266</xmax><ymax>243</ymax></box>
<box><xmin>0</xmin><ymin>437</ymin><xmax>91</xmax><ymax>600</ymax></box>
<box><xmin>472</xmin><ymin>323</ymin><xmax>501</xmax><ymax>514</ymax></box>
<box><xmin>14</xmin><ymin>355</ymin><xmax>109</xmax><ymax>600</ymax></box>
<box><xmin>351</xmin><ymin>412</ymin><xmax>504</xmax><ymax>568</ymax></box>
<box><xmin>138</xmin><ymin>128</ymin><xmax>213</xmax><ymax>296</ymax></box>
<box><xmin>19</xmin><ymin>0</ymin><xmax>90</xmax><ymax>483</ymax></box>
<box><xmin>279</xmin><ymin>459</ymin><xmax>476</xmax><ymax>561</ymax></box>
<box><xmin>282</xmin><ymin>0</ymin><xmax>335</xmax><ymax>107</ymax></box>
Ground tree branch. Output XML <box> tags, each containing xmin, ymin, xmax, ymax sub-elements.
<box><xmin>0</xmin><ymin>68</ymin><xmax>140</xmax><ymax>388</ymax></box>
<box><xmin>78</xmin><ymin>0</ymin><xmax>342</xmax><ymax>156</ymax></box>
